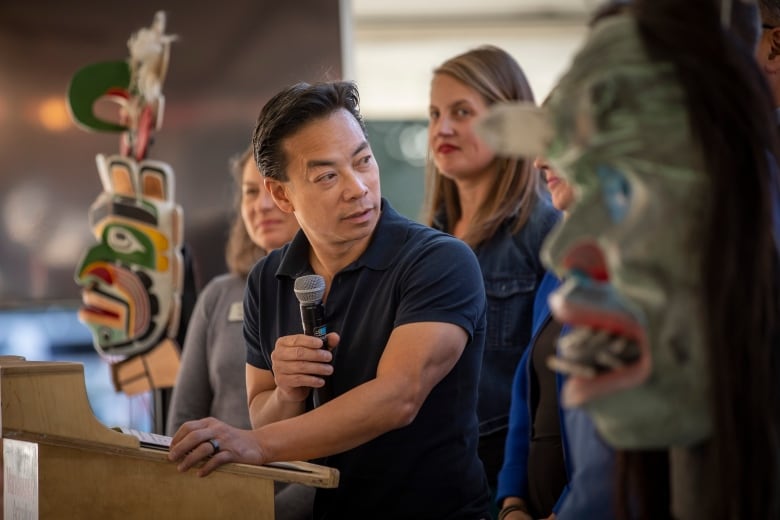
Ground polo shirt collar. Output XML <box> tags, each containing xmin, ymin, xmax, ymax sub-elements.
<box><xmin>276</xmin><ymin>198</ymin><xmax>407</xmax><ymax>279</ymax></box>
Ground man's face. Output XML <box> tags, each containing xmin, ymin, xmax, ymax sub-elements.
<box><xmin>266</xmin><ymin>109</ymin><xmax>381</xmax><ymax>253</ymax></box>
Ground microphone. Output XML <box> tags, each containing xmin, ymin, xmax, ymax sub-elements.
<box><xmin>294</xmin><ymin>274</ymin><xmax>327</xmax><ymax>343</ymax></box>
<box><xmin>293</xmin><ymin>274</ymin><xmax>331</xmax><ymax>406</ymax></box>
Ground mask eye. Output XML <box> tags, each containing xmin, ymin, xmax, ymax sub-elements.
<box><xmin>597</xmin><ymin>165</ymin><xmax>631</xmax><ymax>223</ymax></box>
<box><xmin>107</xmin><ymin>227</ymin><xmax>146</xmax><ymax>255</ymax></box>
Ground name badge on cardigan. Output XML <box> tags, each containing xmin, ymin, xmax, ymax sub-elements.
<box><xmin>228</xmin><ymin>302</ymin><xmax>243</xmax><ymax>322</ymax></box>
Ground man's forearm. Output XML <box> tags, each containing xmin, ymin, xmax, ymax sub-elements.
<box><xmin>250</xmin><ymin>376</ymin><xmax>415</xmax><ymax>463</ymax></box>
<box><xmin>248</xmin><ymin>388</ymin><xmax>306</xmax><ymax>428</ymax></box>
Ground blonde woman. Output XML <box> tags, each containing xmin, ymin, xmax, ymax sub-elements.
<box><xmin>425</xmin><ymin>45</ymin><xmax>560</xmax><ymax>491</ymax></box>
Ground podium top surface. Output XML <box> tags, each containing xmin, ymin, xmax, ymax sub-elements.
<box><xmin>0</xmin><ymin>357</ymin><xmax>338</xmax><ymax>488</ymax></box>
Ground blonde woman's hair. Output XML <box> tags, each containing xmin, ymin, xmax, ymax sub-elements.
<box><xmin>224</xmin><ymin>146</ymin><xmax>266</xmax><ymax>277</ymax></box>
<box><xmin>423</xmin><ymin>45</ymin><xmax>543</xmax><ymax>248</ymax></box>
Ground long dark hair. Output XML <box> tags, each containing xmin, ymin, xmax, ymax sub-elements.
<box><xmin>619</xmin><ymin>0</ymin><xmax>780</xmax><ymax>518</ymax></box>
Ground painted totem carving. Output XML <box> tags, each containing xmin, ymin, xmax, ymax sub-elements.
<box><xmin>69</xmin><ymin>12</ymin><xmax>182</xmax><ymax>395</ymax></box>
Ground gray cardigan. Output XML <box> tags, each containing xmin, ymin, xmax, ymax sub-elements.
<box><xmin>166</xmin><ymin>273</ymin><xmax>252</xmax><ymax>435</ymax></box>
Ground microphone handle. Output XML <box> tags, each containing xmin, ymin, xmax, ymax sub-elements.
<box><xmin>300</xmin><ymin>303</ymin><xmax>327</xmax><ymax>345</ymax></box>
<box><xmin>300</xmin><ymin>302</ymin><xmax>331</xmax><ymax>406</ymax></box>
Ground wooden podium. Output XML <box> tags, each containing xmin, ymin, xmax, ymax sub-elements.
<box><xmin>0</xmin><ymin>357</ymin><xmax>338</xmax><ymax>519</ymax></box>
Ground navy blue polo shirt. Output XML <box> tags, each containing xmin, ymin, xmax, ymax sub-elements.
<box><xmin>244</xmin><ymin>199</ymin><xmax>490</xmax><ymax>519</ymax></box>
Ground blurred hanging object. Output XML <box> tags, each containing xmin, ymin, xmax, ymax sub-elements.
<box><xmin>67</xmin><ymin>12</ymin><xmax>184</xmax><ymax>405</ymax></box>
<box><xmin>67</xmin><ymin>11</ymin><xmax>177</xmax><ymax>161</ymax></box>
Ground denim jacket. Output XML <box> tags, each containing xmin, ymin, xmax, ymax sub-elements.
<box><xmin>434</xmin><ymin>197</ymin><xmax>561</xmax><ymax>435</ymax></box>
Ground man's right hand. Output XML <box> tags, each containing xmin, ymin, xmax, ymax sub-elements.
<box><xmin>270</xmin><ymin>332</ymin><xmax>338</xmax><ymax>402</ymax></box>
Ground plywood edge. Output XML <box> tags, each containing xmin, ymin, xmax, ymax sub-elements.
<box><xmin>3</xmin><ymin>432</ymin><xmax>339</xmax><ymax>488</ymax></box>
<box><xmin>1</xmin><ymin>360</ymin><xmax>139</xmax><ymax>449</ymax></box>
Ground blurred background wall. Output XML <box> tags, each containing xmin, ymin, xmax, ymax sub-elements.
<box><xmin>0</xmin><ymin>0</ymin><xmax>343</xmax><ymax>307</ymax></box>
<box><xmin>0</xmin><ymin>0</ymin><xmax>590</xmax><ymax>429</ymax></box>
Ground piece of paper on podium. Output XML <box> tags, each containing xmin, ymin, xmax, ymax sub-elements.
<box><xmin>4</xmin><ymin>438</ymin><xmax>39</xmax><ymax>519</ymax></box>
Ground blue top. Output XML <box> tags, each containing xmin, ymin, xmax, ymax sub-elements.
<box><xmin>244</xmin><ymin>199</ymin><xmax>491</xmax><ymax>519</ymax></box>
<box><xmin>497</xmin><ymin>271</ymin><xmax>615</xmax><ymax>519</ymax></box>
<box><xmin>768</xmin><ymin>150</ymin><xmax>780</xmax><ymax>256</ymax></box>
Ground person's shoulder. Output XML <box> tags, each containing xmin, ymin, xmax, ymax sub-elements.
<box><xmin>197</xmin><ymin>273</ymin><xmax>244</xmax><ymax>302</ymax></box>
<box><xmin>509</xmin><ymin>196</ymin><xmax>561</xmax><ymax>245</ymax></box>
<box><xmin>201</xmin><ymin>273</ymin><xmax>241</xmax><ymax>293</ymax></box>
<box><xmin>247</xmin><ymin>248</ymin><xmax>283</xmax><ymax>282</ymax></box>
<box><xmin>405</xmin><ymin>219</ymin><xmax>472</xmax><ymax>253</ymax></box>
<box><xmin>379</xmin><ymin>206</ymin><xmax>450</xmax><ymax>245</ymax></box>
<box><xmin>530</xmin><ymin>195</ymin><xmax>561</xmax><ymax>224</ymax></box>
<box><xmin>379</xmin><ymin>201</ymin><xmax>475</xmax><ymax>260</ymax></box>
<box><xmin>403</xmin><ymin>217</ymin><xmax>446</xmax><ymax>238</ymax></box>
<box><xmin>209</xmin><ymin>272</ymin><xmax>243</xmax><ymax>286</ymax></box>
<box><xmin>408</xmin><ymin>232</ymin><xmax>480</xmax><ymax>279</ymax></box>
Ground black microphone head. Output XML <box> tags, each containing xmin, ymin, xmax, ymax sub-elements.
<box><xmin>294</xmin><ymin>274</ymin><xmax>325</xmax><ymax>305</ymax></box>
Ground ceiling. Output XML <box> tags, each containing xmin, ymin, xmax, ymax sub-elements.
<box><xmin>351</xmin><ymin>0</ymin><xmax>593</xmax><ymax>23</ymax></box>
<box><xmin>0</xmin><ymin>0</ymin><xmax>598</xmax><ymax>303</ymax></box>
<box><xmin>0</xmin><ymin>0</ymin><xmax>344</xmax><ymax>304</ymax></box>
<box><xmin>347</xmin><ymin>0</ymin><xmax>595</xmax><ymax>118</ymax></box>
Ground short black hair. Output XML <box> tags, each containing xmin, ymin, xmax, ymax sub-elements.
<box><xmin>251</xmin><ymin>81</ymin><xmax>366</xmax><ymax>181</ymax></box>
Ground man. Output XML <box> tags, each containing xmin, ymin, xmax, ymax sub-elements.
<box><xmin>168</xmin><ymin>81</ymin><xmax>491</xmax><ymax>519</ymax></box>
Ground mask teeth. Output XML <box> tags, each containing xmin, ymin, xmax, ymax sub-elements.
<box><xmin>556</xmin><ymin>325</ymin><xmax>641</xmax><ymax>374</ymax></box>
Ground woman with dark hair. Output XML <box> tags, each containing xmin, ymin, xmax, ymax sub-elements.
<box><xmin>535</xmin><ymin>0</ymin><xmax>780</xmax><ymax>518</ymax></box>
<box><xmin>166</xmin><ymin>146</ymin><xmax>299</xmax><ymax>434</ymax></box>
